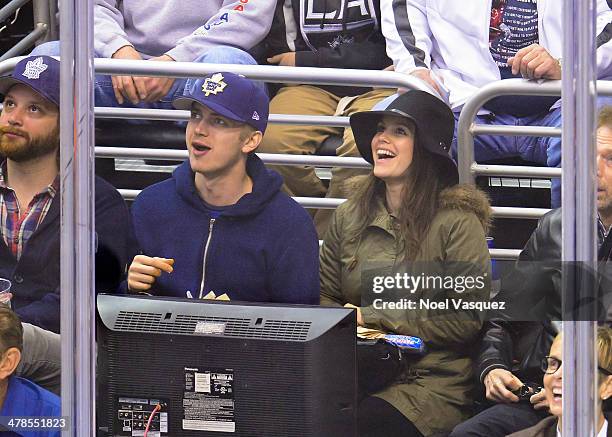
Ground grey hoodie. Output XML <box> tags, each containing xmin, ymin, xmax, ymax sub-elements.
<box><xmin>94</xmin><ymin>0</ymin><xmax>275</xmax><ymax>62</ymax></box>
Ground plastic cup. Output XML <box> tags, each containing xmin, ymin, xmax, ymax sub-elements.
<box><xmin>0</xmin><ymin>278</ymin><xmax>12</xmax><ymax>309</ymax></box>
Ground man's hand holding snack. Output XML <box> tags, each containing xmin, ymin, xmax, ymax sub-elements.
<box><xmin>127</xmin><ymin>255</ymin><xmax>174</xmax><ymax>292</ymax></box>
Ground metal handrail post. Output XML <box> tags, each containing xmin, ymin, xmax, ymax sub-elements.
<box><xmin>94</xmin><ymin>107</ymin><xmax>351</xmax><ymax>127</ymax></box>
<box><xmin>59</xmin><ymin>0</ymin><xmax>95</xmax><ymax>434</ymax></box>
<box><xmin>562</xmin><ymin>0</ymin><xmax>598</xmax><ymax>436</ymax></box>
<box><xmin>48</xmin><ymin>0</ymin><xmax>58</xmax><ymax>40</ymax></box>
<box><xmin>33</xmin><ymin>0</ymin><xmax>51</xmax><ymax>43</ymax></box>
<box><xmin>0</xmin><ymin>0</ymin><xmax>30</xmax><ymax>21</ymax></box>
<box><xmin>92</xmin><ymin>59</ymin><xmax>432</xmax><ymax>92</ymax></box>
<box><xmin>0</xmin><ymin>23</ymin><xmax>47</xmax><ymax>61</ymax></box>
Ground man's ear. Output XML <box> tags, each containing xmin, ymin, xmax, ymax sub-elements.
<box><xmin>0</xmin><ymin>348</ymin><xmax>21</xmax><ymax>379</ymax></box>
<box><xmin>600</xmin><ymin>375</ymin><xmax>612</xmax><ymax>402</ymax></box>
<box><xmin>241</xmin><ymin>131</ymin><xmax>262</xmax><ymax>154</ymax></box>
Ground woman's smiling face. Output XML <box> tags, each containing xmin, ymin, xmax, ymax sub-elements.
<box><xmin>370</xmin><ymin>115</ymin><xmax>416</xmax><ymax>184</ymax></box>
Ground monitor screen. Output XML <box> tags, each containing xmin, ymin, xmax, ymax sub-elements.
<box><xmin>96</xmin><ymin>294</ymin><xmax>357</xmax><ymax>437</ymax></box>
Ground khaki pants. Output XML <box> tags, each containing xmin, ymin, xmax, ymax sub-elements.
<box><xmin>259</xmin><ymin>85</ymin><xmax>394</xmax><ymax>237</ymax></box>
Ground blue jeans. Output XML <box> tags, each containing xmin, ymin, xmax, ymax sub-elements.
<box><xmin>30</xmin><ymin>41</ymin><xmax>260</xmax><ymax>109</ymax></box>
<box><xmin>452</xmin><ymin>95</ymin><xmax>612</xmax><ymax>208</ymax></box>
<box><xmin>451</xmin><ymin>107</ymin><xmax>562</xmax><ymax>207</ymax></box>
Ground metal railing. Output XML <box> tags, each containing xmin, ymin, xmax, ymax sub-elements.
<box><xmin>457</xmin><ymin>78</ymin><xmax>612</xmax><ymax>183</ymax></box>
<box><xmin>114</xmin><ymin>177</ymin><xmax>547</xmax><ymax>219</ymax></box>
<box><xmin>96</xmin><ymin>107</ymin><xmax>351</xmax><ymax>127</ymax></box>
<box><xmin>0</xmin><ymin>0</ymin><xmax>50</xmax><ymax>61</ymax></box>
<box><xmin>0</xmin><ymin>58</ymin><xmax>559</xmax><ymax>259</ymax></box>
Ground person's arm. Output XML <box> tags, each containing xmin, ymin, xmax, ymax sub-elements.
<box><xmin>14</xmin><ymin>294</ymin><xmax>60</xmax><ymax>334</ymax></box>
<box><xmin>476</xmin><ymin>230</ymin><xmax>544</xmax><ymax>384</ymax></box>
<box><xmin>16</xmin><ymin>323</ymin><xmax>61</xmax><ymax>396</ymax></box>
<box><xmin>510</xmin><ymin>2</ymin><xmax>612</xmax><ymax>80</ymax></box>
<box><xmin>267</xmin><ymin>208</ymin><xmax>320</xmax><ymax>305</ymax></box>
<box><xmin>360</xmin><ymin>211</ymin><xmax>491</xmax><ymax>347</ymax></box>
<box><xmin>165</xmin><ymin>0</ymin><xmax>276</xmax><ymax>62</ymax></box>
<box><xmin>94</xmin><ymin>0</ymin><xmax>131</xmax><ymax>59</ymax></box>
<box><xmin>381</xmin><ymin>0</ymin><xmax>432</xmax><ymax>74</ymax></box>
<box><xmin>319</xmin><ymin>207</ymin><xmax>347</xmax><ymax>308</ymax></box>
<box><xmin>380</xmin><ymin>0</ymin><xmax>444</xmax><ymax>93</ymax></box>
<box><xmin>476</xmin><ymin>212</ymin><xmax>560</xmax><ymax>403</ymax></box>
<box><xmin>94</xmin><ymin>178</ymin><xmax>135</xmax><ymax>294</ymax></box>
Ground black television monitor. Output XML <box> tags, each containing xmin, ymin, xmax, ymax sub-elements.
<box><xmin>96</xmin><ymin>294</ymin><xmax>357</xmax><ymax>437</ymax></box>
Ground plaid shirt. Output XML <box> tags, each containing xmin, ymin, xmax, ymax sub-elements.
<box><xmin>0</xmin><ymin>162</ymin><xmax>59</xmax><ymax>260</ymax></box>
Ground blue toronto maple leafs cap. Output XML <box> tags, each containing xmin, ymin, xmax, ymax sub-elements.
<box><xmin>173</xmin><ymin>72</ymin><xmax>269</xmax><ymax>133</ymax></box>
<box><xmin>0</xmin><ymin>56</ymin><xmax>60</xmax><ymax>107</ymax></box>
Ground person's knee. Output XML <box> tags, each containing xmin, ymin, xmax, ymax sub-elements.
<box><xmin>194</xmin><ymin>46</ymin><xmax>257</xmax><ymax>66</ymax></box>
<box><xmin>187</xmin><ymin>46</ymin><xmax>264</xmax><ymax>94</ymax></box>
<box><xmin>30</xmin><ymin>40</ymin><xmax>61</xmax><ymax>57</ymax></box>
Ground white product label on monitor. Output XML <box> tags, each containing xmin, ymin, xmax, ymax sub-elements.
<box><xmin>183</xmin><ymin>367</ymin><xmax>235</xmax><ymax>433</ymax></box>
<box><xmin>194</xmin><ymin>321</ymin><xmax>226</xmax><ymax>335</ymax></box>
<box><xmin>195</xmin><ymin>372</ymin><xmax>211</xmax><ymax>393</ymax></box>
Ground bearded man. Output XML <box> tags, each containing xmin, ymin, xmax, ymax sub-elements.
<box><xmin>0</xmin><ymin>55</ymin><xmax>134</xmax><ymax>333</ymax></box>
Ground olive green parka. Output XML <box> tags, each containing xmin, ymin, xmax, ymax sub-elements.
<box><xmin>320</xmin><ymin>183</ymin><xmax>492</xmax><ymax>436</ymax></box>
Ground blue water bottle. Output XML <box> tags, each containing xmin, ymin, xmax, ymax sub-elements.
<box><xmin>487</xmin><ymin>237</ymin><xmax>501</xmax><ymax>295</ymax></box>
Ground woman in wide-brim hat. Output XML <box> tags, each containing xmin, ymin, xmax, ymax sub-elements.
<box><xmin>320</xmin><ymin>90</ymin><xmax>492</xmax><ymax>437</ymax></box>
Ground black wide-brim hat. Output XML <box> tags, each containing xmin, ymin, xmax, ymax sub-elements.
<box><xmin>350</xmin><ymin>90</ymin><xmax>458</xmax><ymax>186</ymax></box>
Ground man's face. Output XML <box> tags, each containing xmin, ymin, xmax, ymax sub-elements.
<box><xmin>0</xmin><ymin>84</ymin><xmax>59</xmax><ymax>162</ymax></box>
<box><xmin>185</xmin><ymin>102</ymin><xmax>254</xmax><ymax>178</ymax></box>
<box><xmin>543</xmin><ymin>335</ymin><xmax>563</xmax><ymax>418</ymax></box>
<box><xmin>597</xmin><ymin>125</ymin><xmax>612</xmax><ymax>218</ymax></box>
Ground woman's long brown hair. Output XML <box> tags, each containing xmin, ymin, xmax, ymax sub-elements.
<box><xmin>347</xmin><ymin>138</ymin><xmax>454</xmax><ymax>261</ymax></box>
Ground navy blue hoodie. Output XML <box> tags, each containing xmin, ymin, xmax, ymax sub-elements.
<box><xmin>131</xmin><ymin>155</ymin><xmax>320</xmax><ymax>304</ymax></box>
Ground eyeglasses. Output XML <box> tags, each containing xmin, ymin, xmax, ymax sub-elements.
<box><xmin>541</xmin><ymin>356</ymin><xmax>562</xmax><ymax>374</ymax></box>
<box><xmin>541</xmin><ymin>356</ymin><xmax>612</xmax><ymax>376</ymax></box>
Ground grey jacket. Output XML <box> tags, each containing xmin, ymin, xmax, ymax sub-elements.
<box><xmin>94</xmin><ymin>0</ymin><xmax>276</xmax><ymax>61</ymax></box>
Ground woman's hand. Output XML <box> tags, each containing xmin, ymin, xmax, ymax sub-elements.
<box><xmin>344</xmin><ymin>303</ymin><xmax>364</xmax><ymax>326</ymax></box>
<box><xmin>483</xmin><ymin>368</ymin><xmax>523</xmax><ymax>403</ymax></box>
<box><xmin>127</xmin><ymin>255</ymin><xmax>174</xmax><ymax>292</ymax></box>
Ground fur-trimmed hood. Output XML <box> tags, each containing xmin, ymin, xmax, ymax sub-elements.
<box><xmin>438</xmin><ymin>184</ymin><xmax>492</xmax><ymax>234</ymax></box>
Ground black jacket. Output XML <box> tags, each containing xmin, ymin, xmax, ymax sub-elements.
<box><xmin>0</xmin><ymin>176</ymin><xmax>135</xmax><ymax>333</ymax></box>
<box><xmin>477</xmin><ymin>209</ymin><xmax>612</xmax><ymax>389</ymax></box>
<box><xmin>261</xmin><ymin>0</ymin><xmax>391</xmax><ymax>96</ymax></box>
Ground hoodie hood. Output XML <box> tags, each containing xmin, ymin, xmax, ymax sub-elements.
<box><xmin>173</xmin><ymin>154</ymin><xmax>283</xmax><ymax>218</ymax></box>
<box><xmin>438</xmin><ymin>184</ymin><xmax>492</xmax><ymax>234</ymax></box>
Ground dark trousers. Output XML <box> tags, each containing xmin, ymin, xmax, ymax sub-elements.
<box><xmin>358</xmin><ymin>396</ymin><xmax>424</xmax><ymax>437</ymax></box>
<box><xmin>449</xmin><ymin>402</ymin><xmax>549</xmax><ymax>437</ymax></box>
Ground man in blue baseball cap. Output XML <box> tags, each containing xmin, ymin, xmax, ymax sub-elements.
<box><xmin>0</xmin><ymin>55</ymin><xmax>135</xmax><ymax>333</ymax></box>
<box><xmin>127</xmin><ymin>72</ymin><xmax>319</xmax><ymax>305</ymax></box>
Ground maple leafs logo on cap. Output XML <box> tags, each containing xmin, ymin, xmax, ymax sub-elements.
<box><xmin>22</xmin><ymin>57</ymin><xmax>48</xmax><ymax>80</ymax></box>
<box><xmin>202</xmin><ymin>73</ymin><xmax>227</xmax><ymax>97</ymax></box>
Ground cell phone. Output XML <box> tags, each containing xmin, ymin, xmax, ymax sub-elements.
<box><xmin>512</xmin><ymin>382</ymin><xmax>543</xmax><ymax>401</ymax></box>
